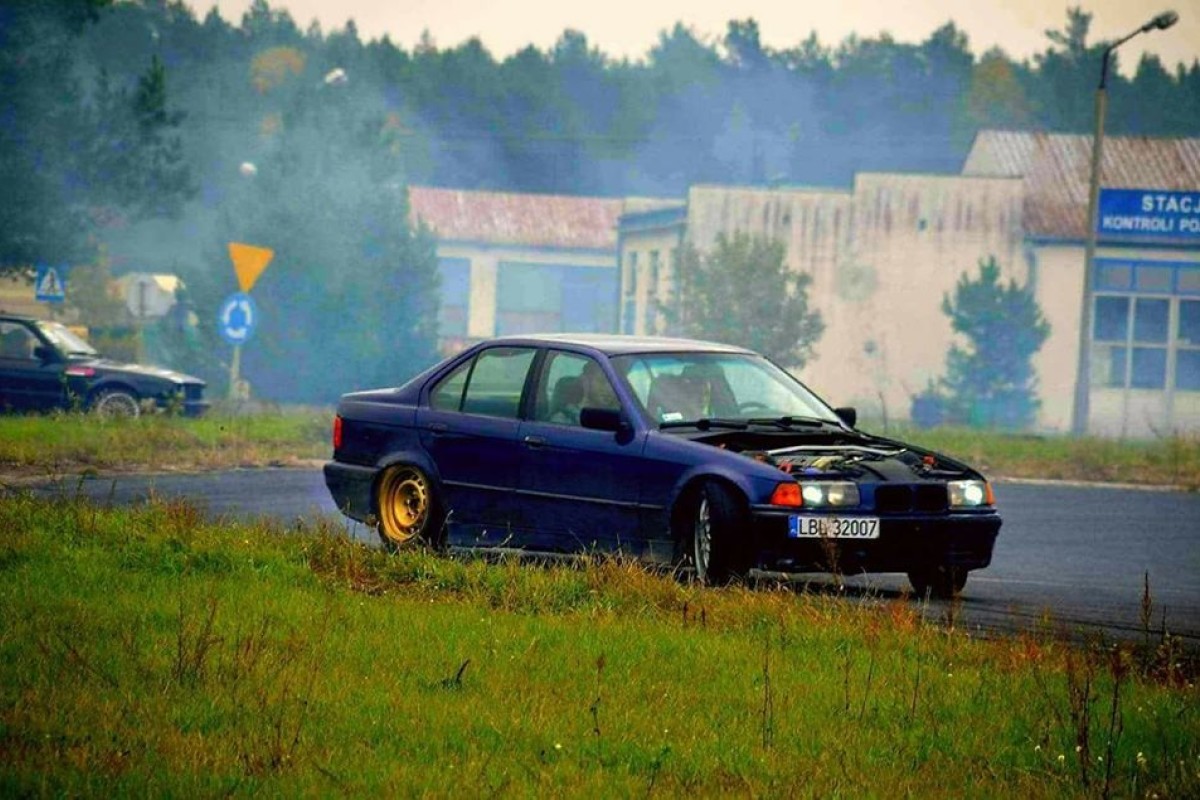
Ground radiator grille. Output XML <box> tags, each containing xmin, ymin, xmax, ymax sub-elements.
<box><xmin>874</xmin><ymin>484</ymin><xmax>948</xmax><ymax>514</ymax></box>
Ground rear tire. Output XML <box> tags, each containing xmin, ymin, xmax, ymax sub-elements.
<box><xmin>907</xmin><ymin>565</ymin><xmax>967</xmax><ymax>599</ymax></box>
<box><xmin>677</xmin><ymin>481</ymin><xmax>750</xmax><ymax>585</ymax></box>
<box><xmin>375</xmin><ymin>465</ymin><xmax>445</xmax><ymax>553</ymax></box>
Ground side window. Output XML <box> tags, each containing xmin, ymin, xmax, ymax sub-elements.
<box><xmin>0</xmin><ymin>322</ymin><xmax>36</xmax><ymax>360</ymax></box>
<box><xmin>429</xmin><ymin>359</ymin><xmax>472</xmax><ymax>411</ymax></box>
<box><xmin>460</xmin><ymin>347</ymin><xmax>536</xmax><ymax>419</ymax></box>
<box><xmin>534</xmin><ymin>352</ymin><xmax>619</xmax><ymax>425</ymax></box>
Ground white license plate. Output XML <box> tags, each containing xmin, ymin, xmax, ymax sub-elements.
<box><xmin>788</xmin><ymin>516</ymin><xmax>880</xmax><ymax>539</ymax></box>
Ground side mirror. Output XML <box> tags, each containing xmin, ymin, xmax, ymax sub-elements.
<box><xmin>834</xmin><ymin>406</ymin><xmax>857</xmax><ymax>428</ymax></box>
<box><xmin>33</xmin><ymin>344</ymin><xmax>58</xmax><ymax>363</ymax></box>
<box><xmin>580</xmin><ymin>407</ymin><xmax>628</xmax><ymax>433</ymax></box>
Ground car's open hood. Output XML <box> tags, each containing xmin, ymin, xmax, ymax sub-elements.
<box><xmin>685</xmin><ymin>428</ymin><xmax>980</xmax><ymax>482</ymax></box>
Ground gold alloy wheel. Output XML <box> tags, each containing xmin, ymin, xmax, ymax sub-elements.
<box><xmin>377</xmin><ymin>466</ymin><xmax>431</xmax><ymax>546</ymax></box>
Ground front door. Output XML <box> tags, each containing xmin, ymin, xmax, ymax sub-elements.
<box><xmin>514</xmin><ymin>351</ymin><xmax>645</xmax><ymax>554</ymax></box>
<box><xmin>0</xmin><ymin>321</ymin><xmax>64</xmax><ymax>412</ymax></box>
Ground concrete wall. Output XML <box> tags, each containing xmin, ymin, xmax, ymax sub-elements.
<box><xmin>681</xmin><ymin>176</ymin><xmax>1026</xmax><ymax>422</ymax></box>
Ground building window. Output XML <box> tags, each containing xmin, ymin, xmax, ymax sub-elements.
<box><xmin>668</xmin><ymin>248</ymin><xmax>680</xmax><ymax>299</ymax></box>
<box><xmin>437</xmin><ymin>257</ymin><xmax>471</xmax><ymax>338</ymax></box>
<box><xmin>625</xmin><ymin>252</ymin><xmax>638</xmax><ymax>296</ymax></box>
<box><xmin>622</xmin><ymin>298</ymin><xmax>636</xmax><ymax>334</ymax></box>
<box><xmin>1091</xmin><ymin>259</ymin><xmax>1200</xmax><ymax>392</ymax></box>
<box><xmin>496</xmin><ymin>262</ymin><xmax>618</xmax><ymax>335</ymax></box>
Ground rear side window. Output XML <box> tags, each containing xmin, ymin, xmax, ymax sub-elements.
<box><xmin>430</xmin><ymin>360</ymin><xmax>471</xmax><ymax>411</ymax></box>
<box><xmin>433</xmin><ymin>347</ymin><xmax>536</xmax><ymax>418</ymax></box>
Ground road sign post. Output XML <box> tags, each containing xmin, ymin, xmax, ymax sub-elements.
<box><xmin>35</xmin><ymin>264</ymin><xmax>67</xmax><ymax>304</ymax></box>
<box><xmin>218</xmin><ymin>292</ymin><xmax>259</xmax><ymax>401</ymax></box>
<box><xmin>219</xmin><ymin>243</ymin><xmax>274</xmax><ymax>402</ymax></box>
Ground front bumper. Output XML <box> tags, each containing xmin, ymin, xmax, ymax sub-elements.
<box><xmin>180</xmin><ymin>400</ymin><xmax>211</xmax><ymax>417</ymax></box>
<box><xmin>748</xmin><ymin>507</ymin><xmax>1000</xmax><ymax>574</ymax></box>
<box><xmin>324</xmin><ymin>460</ymin><xmax>376</xmax><ymax>522</ymax></box>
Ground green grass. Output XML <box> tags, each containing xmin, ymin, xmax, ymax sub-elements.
<box><xmin>865</xmin><ymin>424</ymin><xmax>1200</xmax><ymax>490</ymax></box>
<box><xmin>0</xmin><ymin>493</ymin><xmax>1196</xmax><ymax>796</ymax></box>
<box><xmin>0</xmin><ymin>406</ymin><xmax>330</xmax><ymax>475</ymax></box>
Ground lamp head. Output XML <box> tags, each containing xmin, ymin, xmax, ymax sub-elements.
<box><xmin>1145</xmin><ymin>11</ymin><xmax>1179</xmax><ymax>32</ymax></box>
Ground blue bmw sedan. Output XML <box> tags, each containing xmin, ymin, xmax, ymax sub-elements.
<box><xmin>324</xmin><ymin>334</ymin><xmax>1000</xmax><ymax>597</ymax></box>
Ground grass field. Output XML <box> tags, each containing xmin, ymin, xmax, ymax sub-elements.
<box><xmin>0</xmin><ymin>406</ymin><xmax>330</xmax><ymax>475</ymax></box>
<box><xmin>1</xmin><ymin>493</ymin><xmax>1196</xmax><ymax>796</ymax></box>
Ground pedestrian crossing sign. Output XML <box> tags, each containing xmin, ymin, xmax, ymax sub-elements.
<box><xmin>35</xmin><ymin>264</ymin><xmax>67</xmax><ymax>303</ymax></box>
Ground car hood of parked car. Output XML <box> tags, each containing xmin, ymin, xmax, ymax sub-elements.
<box><xmin>70</xmin><ymin>356</ymin><xmax>205</xmax><ymax>386</ymax></box>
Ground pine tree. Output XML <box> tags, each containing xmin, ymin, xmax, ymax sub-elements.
<box><xmin>918</xmin><ymin>256</ymin><xmax>1050</xmax><ymax>429</ymax></box>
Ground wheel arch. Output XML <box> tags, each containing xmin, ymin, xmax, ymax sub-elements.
<box><xmin>87</xmin><ymin>380</ymin><xmax>140</xmax><ymax>404</ymax></box>
<box><xmin>667</xmin><ymin>469</ymin><xmax>752</xmax><ymax>541</ymax></box>
<box><xmin>371</xmin><ymin>449</ymin><xmax>443</xmax><ymax>515</ymax></box>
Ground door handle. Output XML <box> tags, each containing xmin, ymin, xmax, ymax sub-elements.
<box><xmin>427</xmin><ymin>422</ymin><xmax>448</xmax><ymax>434</ymax></box>
<box><xmin>522</xmin><ymin>435</ymin><xmax>546</xmax><ymax>448</ymax></box>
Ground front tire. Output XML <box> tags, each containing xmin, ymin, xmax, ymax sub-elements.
<box><xmin>907</xmin><ymin>565</ymin><xmax>968</xmax><ymax>599</ymax></box>
<box><xmin>678</xmin><ymin>481</ymin><xmax>750</xmax><ymax>585</ymax></box>
<box><xmin>375</xmin><ymin>465</ymin><xmax>444</xmax><ymax>552</ymax></box>
<box><xmin>91</xmin><ymin>388</ymin><xmax>140</xmax><ymax>418</ymax></box>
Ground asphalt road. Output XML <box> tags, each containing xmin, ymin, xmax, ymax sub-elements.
<box><xmin>13</xmin><ymin>469</ymin><xmax>1200</xmax><ymax>644</ymax></box>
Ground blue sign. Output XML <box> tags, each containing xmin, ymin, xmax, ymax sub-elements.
<box><xmin>34</xmin><ymin>264</ymin><xmax>67</xmax><ymax>303</ymax></box>
<box><xmin>1098</xmin><ymin>189</ymin><xmax>1200</xmax><ymax>240</ymax></box>
<box><xmin>218</xmin><ymin>292</ymin><xmax>258</xmax><ymax>345</ymax></box>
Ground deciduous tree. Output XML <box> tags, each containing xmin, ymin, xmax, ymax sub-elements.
<box><xmin>666</xmin><ymin>232</ymin><xmax>823</xmax><ymax>368</ymax></box>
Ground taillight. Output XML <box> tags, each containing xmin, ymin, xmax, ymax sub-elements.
<box><xmin>769</xmin><ymin>482</ymin><xmax>802</xmax><ymax>507</ymax></box>
<box><xmin>332</xmin><ymin>415</ymin><xmax>343</xmax><ymax>449</ymax></box>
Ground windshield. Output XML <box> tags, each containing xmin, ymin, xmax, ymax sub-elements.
<box><xmin>35</xmin><ymin>321</ymin><xmax>98</xmax><ymax>357</ymax></box>
<box><xmin>611</xmin><ymin>352</ymin><xmax>842</xmax><ymax>426</ymax></box>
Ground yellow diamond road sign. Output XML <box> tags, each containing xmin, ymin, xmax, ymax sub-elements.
<box><xmin>228</xmin><ymin>242</ymin><xmax>275</xmax><ymax>293</ymax></box>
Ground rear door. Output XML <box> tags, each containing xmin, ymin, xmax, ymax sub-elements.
<box><xmin>416</xmin><ymin>346</ymin><xmax>537</xmax><ymax>545</ymax></box>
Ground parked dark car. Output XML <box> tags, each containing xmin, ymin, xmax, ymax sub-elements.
<box><xmin>325</xmin><ymin>335</ymin><xmax>1000</xmax><ymax>596</ymax></box>
<box><xmin>0</xmin><ymin>314</ymin><xmax>209</xmax><ymax>417</ymax></box>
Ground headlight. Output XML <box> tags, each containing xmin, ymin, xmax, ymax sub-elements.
<box><xmin>948</xmin><ymin>480</ymin><xmax>992</xmax><ymax>508</ymax></box>
<box><xmin>799</xmin><ymin>481</ymin><xmax>860</xmax><ymax>508</ymax></box>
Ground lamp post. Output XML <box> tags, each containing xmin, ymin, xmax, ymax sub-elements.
<box><xmin>1070</xmin><ymin>10</ymin><xmax>1180</xmax><ymax>436</ymax></box>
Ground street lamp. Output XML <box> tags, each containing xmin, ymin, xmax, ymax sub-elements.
<box><xmin>1070</xmin><ymin>10</ymin><xmax>1179</xmax><ymax>435</ymax></box>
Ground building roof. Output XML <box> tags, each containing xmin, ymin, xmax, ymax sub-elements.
<box><xmin>408</xmin><ymin>186</ymin><xmax>624</xmax><ymax>251</ymax></box>
<box><xmin>962</xmin><ymin>130</ymin><xmax>1200</xmax><ymax>239</ymax></box>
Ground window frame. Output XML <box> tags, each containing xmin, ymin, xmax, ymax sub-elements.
<box><xmin>1090</xmin><ymin>259</ymin><xmax>1200</xmax><ymax>393</ymax></box>
<box><xmin>427</xmin><ymin>346</ymin><xmax>539</xmax><ymax>419</ymax></box>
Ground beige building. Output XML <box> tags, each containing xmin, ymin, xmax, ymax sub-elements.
<box><xmin>409</xmin><ymin>186</ymin><xmax>627</xmax><ymax>356</ymax></box>
<box><xmin>963</xmin><ymin>131</ymin><xmax>1200</xmax><ymax>436</ymax></box>
<box><xmin>620</xmin><ymin>173</ymin><xmax>1027</xmax><ymax>426</ymax></box>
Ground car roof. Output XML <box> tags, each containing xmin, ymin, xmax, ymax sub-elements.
<box><xmin>487</xmin><ymin>333</ymin><xmax>756</xmax><ymax>356</ymax></box>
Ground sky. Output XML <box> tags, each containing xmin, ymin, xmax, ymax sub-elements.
<box><xmin>199</xmin><ymin>0</ymin><xmax>1200</xmax><ymax>74</ymax></box>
